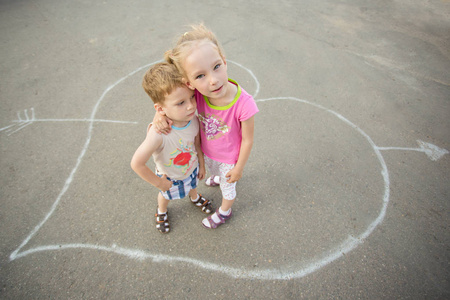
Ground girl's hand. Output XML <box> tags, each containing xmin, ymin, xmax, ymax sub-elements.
<box><xmin>157</xmin><ymin>174</ymin><xmax>173</xmax><ymax>192</ymax></box>
<box><xmin>225</xmin><ymin>167</ymin><xmax>243</xmax><ymax>183</ymax></box>
<box><xmin>152</xmin><ymin>113</ymin><xmax>172</xmax><ymax>135</ymax></box>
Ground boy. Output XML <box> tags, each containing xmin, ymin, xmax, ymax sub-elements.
<box><xmin>131</xmin><ymin>62</ymin><xmax>213</xmax><ymax>234</ymax></box>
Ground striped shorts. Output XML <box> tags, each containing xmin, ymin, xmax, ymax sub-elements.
<box><xmin>158</xmin><ymin>167</ymin><xmax>198</xmax><ymax>200</ymax></box>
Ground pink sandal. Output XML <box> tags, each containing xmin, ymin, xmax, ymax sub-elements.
<box><xmin>202</xmin><ymin>209</ymin><xmax>232</xmax><ymax>229</ymax></box>
<box><xmin>205</xmin><ymin>176</ymin><xmax>220</xmax><ymax>187</ymax></box>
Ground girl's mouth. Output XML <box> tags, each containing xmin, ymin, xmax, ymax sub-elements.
<box><xmin>212</xmin><ymin>85</ymin><xmax>223</xmax><ymax>93</ymax></box>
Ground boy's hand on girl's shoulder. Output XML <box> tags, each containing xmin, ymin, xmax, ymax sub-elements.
<box><xmin>157</xmin><ymin>174</ymin><xmax>173</xmax><ymax>192</ymax></box>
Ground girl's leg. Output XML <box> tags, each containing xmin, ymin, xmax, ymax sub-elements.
<box><xmin>202</xmin><ymin>156</ymin><xmax>236</xmax><ymax>228</ymax></box>
<box><xmin>202</xmin><ymin>199</ymin><xmax>233</xmax><ymax>228</ymax></box>
<box><xmin>218</xmin><ymin>163</ymin><xmax>237</xmax><ymax>212</ymax></box>
<box><xmin>204</xmin><ymin>156</ymin><xmax>220</xmax><ymax>186</ymax></box>
<box><xmin>220</xmin><ymin>197</ymin><xmax>235</xmax><ymax>211</ymax></box>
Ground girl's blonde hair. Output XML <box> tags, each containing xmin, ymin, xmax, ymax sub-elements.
<box><xmin>164</xmin><ymin>23</ymin><xmax>225</xmax><ymax>80</ymax></box>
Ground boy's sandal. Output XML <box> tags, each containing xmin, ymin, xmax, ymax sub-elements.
<box><xmin>155</xmin><ymin>209</ymin><xmax>170</xmax><ymax>234</ymax></box>
<box><xmin>191</xmin><ymin>194</ymin><xmax>213</xmax><ymax>214</ymax></box>
<box><xmin>202</xmin><ymin>209</ymin><xmax>232</xmax><ymax>229</ymax></box>
<box><xmin>205</xmin><ymin>176</ymin><xmax>220</xmax><ymax>187</ymax></box>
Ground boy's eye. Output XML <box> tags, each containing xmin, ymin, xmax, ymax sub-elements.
<box><xmin>177</xmin><ymin>101</ymin><xmax>185</xmax><ymax>106</ymax></box>
<box><xmin>214</xmin><ymin>64</ymin><xmax>220</xmax><ymax>70</ymax></box>
<box><xmin>195</xmin><ymin>74</ymin><xmax>204</xmax><ymax>80</ymax></box>
<box><xmin>190</xmin><ymin>94</ymin><xmax>195</xmax><ymax>99</ymax></box>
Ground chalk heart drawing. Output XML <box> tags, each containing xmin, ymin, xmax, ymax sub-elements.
<box><xmin>7</xmin><ymin>61</ymin><xmax>448</xmax><ymax>280</ymax></box>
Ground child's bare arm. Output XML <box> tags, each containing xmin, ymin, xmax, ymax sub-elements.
<box><xmin>152</xmin><ymin>112</ymin><xmax>173</xmax><ymax>135</ymax></box>
<box><xmin>226</xmin><ymin>116</ymin><xmax>255</xmax><ymax>183</ymax></box>
<box><xmin>130</xmin><ymin>128</ymin><xmax>172</xmax><ymax>191</ymax></box>
<box><xmin>194</xmin><ymin>130</ymin><xmax>205</xmax><ymax>180</ymax></box>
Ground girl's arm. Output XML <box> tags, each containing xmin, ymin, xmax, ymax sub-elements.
<box><xmin>194</xmin><ymin>130</ymin><xmax>206</xmax><ymax>180</ymax></box>
<box><xmin>130</xmin><ymin>128</ymin><xmax>172</xmax><ymax>191</ymax></box>
<box><xmin>226</xmin><ymin>116</ymin><xmax>255</xmax><ymax>183</ymax></box>
<box><xmin>152</xmin><ymin>112</ymin><xmax>173</xmax><ymax>135</ymax></box>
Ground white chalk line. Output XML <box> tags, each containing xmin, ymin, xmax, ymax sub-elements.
<box><xmin>228</xmin><ymin>60</ymin><xmax>260</xmax><ymax>98</ymax></box>
<box><xmin>10</xmin><ymin>236</ymin><xmax>364</xmax><ymax>280</ymax></box>
<box><xmin>2</xmin><ymin>108</ymin><xmax>35</xmax><ymax>135</ymax></box>
<box><xmin>6</xmin><ymin>122</ymin><xmax>33</xmax><ymax>136</ymax></box>
<box><xmin>0</xmin><ymin>124</ymin><xmax>16</xmax><ymax>131</ymax></box>
<box><xmin>1</xmin><ymin>107</ymin><xmax>137</xmax><ymax>136</ymax></box>
<box><xmin>378</xmin><ymin>146</ymin><xmax>422</xmax><ymax>151</ymax></box>
<box><xmin>376</xmin><ymin>140</ymin><xmax>449</xmax><ymax>161</ymax></box>
<box><xmin>11</xmin><ymin>118</ymin><xmax>138</xmax><ymax>124</ymax></box>
<box><xmin>7</xmin><ymin>62</ymin><xmax>396</xmax><ymax>280</ymax></box>
<box><xmin>9</xmin><ymin>61</ymin><xmax>157</xmax><ymax>262</ymax></box>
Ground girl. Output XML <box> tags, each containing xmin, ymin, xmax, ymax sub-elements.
<box><xmin>154</xmin><ymin>24</ymin><xmax>258</xmax><ymax>228</ymax></box>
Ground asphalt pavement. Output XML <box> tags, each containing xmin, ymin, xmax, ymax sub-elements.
<box><xmin>1</xmin><ymin>0</ymin><xmax>449</xmax><ymax>299</ymax></box>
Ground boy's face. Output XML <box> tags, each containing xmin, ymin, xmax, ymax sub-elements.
<box><xmin>155</xmin><ymin>85</ymin><xmax>197</xmax><ymax>128</ymax></box>
<box><xmin>183</xmin><ymin>42</ymin><xmax>228</xmax><ymax>100</ymax></box>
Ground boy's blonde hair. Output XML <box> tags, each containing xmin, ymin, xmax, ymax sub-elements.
<box><xmin>142</xmin><ymin>62</ymin><xmax>184</xmax><ymax>104</ymax></box>
<box><xmin>164</xmin><ymin>23</ymin><xmax>225</xmax><ymax>80</ymax></box>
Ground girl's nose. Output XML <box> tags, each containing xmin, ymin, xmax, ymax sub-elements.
<box><xmin>210</xmin><ymin>75</ymin><xmax>219</xmax><ymax>86</ymax></box>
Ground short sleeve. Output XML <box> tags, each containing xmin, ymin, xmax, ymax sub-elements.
<box><xmin>238</xmin><ymin>93</ymin><xmax>259</xmax><ymax>122</ymax></box>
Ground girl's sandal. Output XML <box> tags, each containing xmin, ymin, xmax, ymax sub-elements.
<box><xmin>205</xmin><ymin>176</ymin><xmax>220</xmax><ymax>187</ymax></box>
<box><xmin>191</xmin><ymin>194</ymin><xmax>213</xmax><ymax>214</ymax></box>
<box><xmin>202</xmin><ymin>209</ymin><xmax>232</xmax><ymax>229</ymax></box>
<box><xmin>155</xmin><ymin>209</ymin><xmax>170</xmax><ymax>234</ymax></box>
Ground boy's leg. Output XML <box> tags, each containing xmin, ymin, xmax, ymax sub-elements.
<box><xmin>189</xmin><ymin>188</ymin><xmax>213</xmax><ymax>214</ymax></box>
<box><xmin>156</xmin><ymin>193</ymin><xmax>170</xmax><ymax>233</ymax></box>
<box><xmin>157</xmin><ymin>192</ymin><xmax>170</xmax><ymax>213</ymax></box>
<box><xmin>188</xmin><ymin>188</ymin><xmax>198</xmax><ymax>200</ymax></box>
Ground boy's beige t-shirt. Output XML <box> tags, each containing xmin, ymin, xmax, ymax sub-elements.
<box><xmin>152</xmin><ymin>117</ymin><xmax>199</xmax><ymax>180</ymax></box>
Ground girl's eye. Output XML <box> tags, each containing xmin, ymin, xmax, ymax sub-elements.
<box><xmin>214</xmin><ymin>64</ymin><xmax>220</xmax><ymax>70</ymax></box>
<box><xmin>178</xmin><ymin>101</ymin><xmax>185</xmax><ymax>106</ymax></box>
<box><xmin>196</xmin><ymin>74</ymin><xmax>204</xmax><ymax>80</ymax></box>
<box><xmin>190</xmin><ymin>94</ymin><xmax>195</xmax><ymax>99</ymax></box>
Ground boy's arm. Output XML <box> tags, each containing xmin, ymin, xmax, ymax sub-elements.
<box><xmin>226</xmin><ymin>116</ymin><xmax>255</xmax><ymax>183</ymax></box>
<box><xmin>194</xmin><ymin>130</ymin><xmax>205</xmax><ymax>180</ymax></box>
<box><xmin>152</xmin><ymin>112</ymin><xmax>173</xmax><ymax>135</ymax></box>
<box><xmin>130</xmin><ymin>127</ymin><xmax>172</xmax><ymax>191</ymax></box>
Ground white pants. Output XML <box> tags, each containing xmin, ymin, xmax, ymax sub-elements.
<box><xmin>204</xmin><ymin>156</ymin><xmax>237</xmax><ymax>200</ymax></box>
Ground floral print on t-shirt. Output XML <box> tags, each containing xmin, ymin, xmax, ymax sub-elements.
<box><xmin>198</xmin><ymin>113</ymin><xmax>230</xmax><ymax>140</ymax></box>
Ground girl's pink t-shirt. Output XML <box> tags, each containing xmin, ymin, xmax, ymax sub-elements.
<box><xmin>196</xmin><ymin>79</ymin><xmax>259</xmax><ymax>164</ymax></box>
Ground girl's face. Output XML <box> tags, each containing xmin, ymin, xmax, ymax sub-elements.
<box><xmin>183</xmin><ymin>42</ymin><xmax>228</xmax><ymax>100</ymax></box>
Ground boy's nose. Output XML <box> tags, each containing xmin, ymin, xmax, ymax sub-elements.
<box><xmin>188</xmin><ymin>99</ymin><xmax>196</xmax><ymax>110</ymax></box>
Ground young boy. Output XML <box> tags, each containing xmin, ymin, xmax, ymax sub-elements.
<box><xmin>131</xmin><ymin>62</ymin><xmax>213</xmax><ymax>234</ymax></box>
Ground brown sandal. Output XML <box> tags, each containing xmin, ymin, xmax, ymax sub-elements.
<box><xmin>191</xmin><ymin>194</ymin><xmax>213</xmax><ymax>214</ymax></box>
<box><xmin>155</xmin><ymin>208</ymin><xmax>170</xmax><ymax>234</ymax></box>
